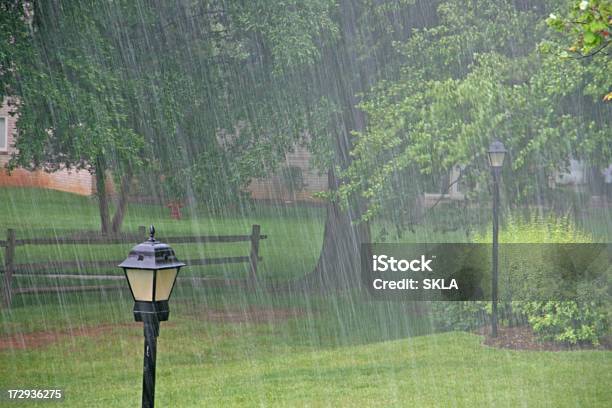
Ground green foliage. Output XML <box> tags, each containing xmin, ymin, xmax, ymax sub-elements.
<box><xmin>160</xmin><ymin>157</ymin><xmax>255</xmax><ymax>213</ymax></box>
<box><xmin>543</xmin><ymin>0</ymin><xmax>612</xmax><ymax>101</ymax></box>
<box><xmin>235</xmin><ymin>0</ymin><xmax>339</xmax><ymax>74</ymax></box>
<box><xmin>430</xmin><ymin>301</ymin><xmax>490</xmax><ymax>331</ymax></box>
<box><xmin>0</xmin><ymin>0</ymin><xmax>350</xmax><ymax>214</ymax></box>
<box><xmin>303</xmin><ymin>97</ymin><xmax>340</xmax><ymax>173</ymax></box>
<box><xmin>475</xmin><ymin>213</ymin><xmax>607</xmax><ymax>303</ymax></box>
<box><xmin>474</xmin><ymin>213</ymin><xmax>610</xmax><ymax>345</ymax></box>
<box><xmin>433</xmin><ymin>214</ymin><xmax>610</xmax><ymax>346</ymax></box>
<box><xmin>518</xmin><ymin>300</ymin><xmax>608</xmax><ymax>345</ymax></box>
<box><xmin>474</xmin><ymin>212</ymin><xmax>594</xmax><ymax>244</ymax></box>
<box><xmin>123</xmin><ymin>0</ymin><xmax>341</xmax><ymax>209</ymax></box>
<box><xmin>339</xmin><ymin>0</ymin><xmax>611</xmax><ymax>222</ymax></box>
<box><xmin>546</xmin><ymin>0</ymin><xmax>611</xmax><ymax>55</ymax></box>
<box><xmin>1</xmin><ymin>1</ymin><xmax>144</xmax><ymax>175</ymax></box>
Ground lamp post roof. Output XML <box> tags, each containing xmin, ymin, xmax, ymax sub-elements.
<box><xmin>488</xmin><ymin>140</ymin><xmax>507</xmax><ymax>154</ymax></box>
<box><xmin>118</xmin><ymin>226</ymin><xmax>185</xmax><ymax>270</ymax></box>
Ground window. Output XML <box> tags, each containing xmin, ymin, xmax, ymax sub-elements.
<box><xmin>0</xmin><ymin>117</ymin><xmax>7</xmax><ymax>151</ymax></box>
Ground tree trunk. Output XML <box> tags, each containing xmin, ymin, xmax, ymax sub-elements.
<box><xmin>303</xmin><ymin>168</ymin><xmax>370</xmax><ymax>289</ymax></box>
<box><xmin>95</xmin><ymin>157</ymin><xmax>111</xmax><ymax>234</ymax></box>
<box><xmin>298</xmin><ymin>0</ymin><xmax>373</xmax><ymax>290</ymax></box>
<box><xmin>111</xmin><ymin>171</ymin><xmax>133</xmax><ymax>234</ymax></box>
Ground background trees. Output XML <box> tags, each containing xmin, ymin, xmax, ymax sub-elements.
<box><xmin>1</xmin><ymin>0</ymin><xmax>144</xmax><ymax>233</ymax></box>
<box><xmin>1</xmin><ymin>0</ymin><xmax>338</xmax><ymax>232</ymax></box>
<box><xmin>545</xmin><ymin>0</ymin><xmax>611</xmax><ymax>100</ymax></box>
<box><xmin>338</xmin><ymin>0</ymin><xmax>611</xmax><ymax>232</ymax></box>
<box><xmin>1</xmin><ymin>0</ymin><xmax>609</xmax><ymax>284</ymax></box>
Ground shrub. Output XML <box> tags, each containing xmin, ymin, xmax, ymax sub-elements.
<box><xmin>517</xmin><ymin>301</ymin><xmax>607</xmax><ymax>346</ymax></box>
<box><xmin>432</xmin><ymin>213</ymin><xmax>610</xmax><ymax>346</ymax></box>
<box><xmin>474</xmin><ymin>213</ymin><xmax>597</xmax><ymax>302</ymax></box>
<box><xmin>474</xmin><ymin>212</ymin><xmax>593</xmax><ymax>244</ymax></box>
<box><xmin>430</xmin><ymin>301</ymin><xmax>489</xmax><ymax>331</ymax></box>
<box><xmin>476</xmin><ymin>213</ymin><xmax>610</xmax><ymax>345</ymax></box>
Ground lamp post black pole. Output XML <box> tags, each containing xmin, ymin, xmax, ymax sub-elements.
<box><xmin>491</xmin><ymin>167</ymin><xmax>500</xmax><ymax>338</ymax></box>
<box><xmin>142</xmin><ymin>316</ymin><xmax>159</xmax><ymax>408</ymax></box>
<box><xmin>120</xmin><ymin>225</ymin><xmax>185</xmax><ymax>408</ymax></box>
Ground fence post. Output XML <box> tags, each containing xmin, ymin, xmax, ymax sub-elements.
<box><xmin>138</xmin><ymin>225</ymin><xmax>146</xmax><ymax>239</ymax></box>
<box><xmin>249</xmin><ymin>224</ymin><xmax>261</xmax><ymax>282</ymax></box>
<box><xmin>3</xmin><ymin>229</ymin><xmax>16</xmax><ymax>308</ymax></box>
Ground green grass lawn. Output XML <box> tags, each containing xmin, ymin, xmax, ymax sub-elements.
<box><xmin>1</xmin><ymin>187</ymin><xmax>609</xmax><ymax>283</ymax></box>
<box><xmin>1</xmin><ymin>290</ymin><xmax>610</xmax><ymax>407</ymax></box>
<box><xmin>0</xmin><ymin>187</ymin><xmax>487</xmax><ymax>287</ymax></box>
<box><xmin>0</xmin><ymin>187</ymin><xmax>326</xmax><ymax>282</ymax></box>
<box><xmin>1</xmin><ymin>187</ymin><xmax>611</xmax><ymax>407</ymax></box>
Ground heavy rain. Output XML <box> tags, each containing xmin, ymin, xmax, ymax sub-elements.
<box><xmin>0</xmin><ymin>0</ymin><xmax>610</xmax><ymax>407</ymax></box>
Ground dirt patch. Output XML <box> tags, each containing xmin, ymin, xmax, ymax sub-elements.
<box><xmin>0</xmin><ymin>323</ymin><xmax>137</xmax><ymax>351</ymax></box>
<box><xmin>187</xmin><ymin>305</ymin><xmax>309</xmax><ymax>324</ymax></box>
<box><xmin>0</xmin><ymin>306</ymin><xmax>304</xmax><ymax>350</ymax></box>
<box><xmin>476</xmin><ymin>325</ymin><xmax>612</xmax><ymax>351</ymax></box>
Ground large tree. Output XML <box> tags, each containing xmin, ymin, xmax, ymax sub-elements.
<box><xmin>296</xmin><ymin>0</ymin><xmax>444</xmax><ymax>287</ymax></box>
<box><xmin>1</xmin><ymin>0</ymin><xmax>144</xmax><ymax>234</ymax></box>
<box><xmin>1</xmin><ymin>0</ymin><xmax>339</xmax><ymax>232</ymax></box>
<box><xmin>338</xmin><ymin>0</ymin><xmax>611</xmax><ymax>226</ymax></box>
<box><xmin>1</xmin><ymin>0</ymin><xmax>404</xmax><ymax>284</ymax></box>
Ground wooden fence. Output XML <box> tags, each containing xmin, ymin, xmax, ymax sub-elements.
<box><xmin>1</xmin><ymin>225</ymin><xmax>266</xmax><ymax>307</ymax></box>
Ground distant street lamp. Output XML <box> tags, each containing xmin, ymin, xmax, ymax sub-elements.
<box><xmin>119</xmin><ymin>226</ymin><xmax>185</xmax><ymax>408</ymax></box>
<box><xmin>487</xmin><ymin>140</ymin><xmax>507</xmax><ymax>338</ymax></box>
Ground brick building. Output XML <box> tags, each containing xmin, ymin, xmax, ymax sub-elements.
<box><xmin>0</xmin><ymin>98</ymin><xmax>96</xmax><ymax>196</ymax></box>
<box><xmin>246</xmin><ymin>145</ymin><xmax>328</xmax><ymax>203</ymax></box>
<box><xmin>2</xmin><ymin>97</ymin><xmax>326</xmax><ymax>201</ymax></box>
<box><xmin>1</xmin><ymin>95</ymin><xmax>465</xmax><ymax>206</ymax></box>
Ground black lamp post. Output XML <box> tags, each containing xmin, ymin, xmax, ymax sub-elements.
<box><xmin>487</xmin><ymin>140</ymin><xmax>507</xmax><ymax>338</ymax></box>
<box><xmin>119</xmin><ymin>226</ymin><xmax>185</xmax><ymax>408</ymax></box>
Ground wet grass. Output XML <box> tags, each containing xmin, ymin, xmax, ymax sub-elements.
<box><xmin>0</xmin><ymin>187</ymin><xmax>484</xmax><ymax>286</ymax></box>
<box><xmin>0</xmin><ymin>187</ymin><xmax>325</xmax><ymax>281</ymax></box>
<box><xmin>1</xmin><ymin>188</ymin><xmax>609</xmax><ymax>285</ymax></box>
<box><xmin>1</xmin><ymin>188</ymin><xmax>611</xmax><ymax>406</ymax></box>
<box><xmin>1</xmin><ymin>289</ymin><xmax>611</xmax><ymax>407</ymax></box>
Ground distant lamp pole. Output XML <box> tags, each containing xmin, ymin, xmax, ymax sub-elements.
<box><xmin>487</xmin><ymin>140</ymin><xmax>507</xmax><ymax>338</ymax></box>
<box><xmin>119</xmin><ymin>226</ymin><xmax>185</xmax><ymax>408</ymax></box>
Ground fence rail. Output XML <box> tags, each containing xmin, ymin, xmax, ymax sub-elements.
<box><xmin>1</xmin><ymin>225</ymin><xmax>266</xmax><ymax>307</ymax></box>
<box><xmin>1</xmin><ymin>234</ymin><xmax>267</xmax><ymax>247</ymax></box>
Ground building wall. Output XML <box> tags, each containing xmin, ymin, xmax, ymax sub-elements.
<box><xmin>247</xmin><ymin>145</ymin><xmax>328</xmax><ymax>202</ymax></box>
<box><xmin>2</xmin><ymin>96</ymin><xmax>322</xmax><ymax>201</ymax></box>
<box><xmin>0</xmin><ymin>98</ymin><xmax>96</xmax><ymax>196</ymax></box>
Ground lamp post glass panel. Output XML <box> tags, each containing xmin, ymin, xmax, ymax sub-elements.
<box><xmin>119</xmin><ymin>226</ymin><xmax>185</xmax><ymax>408</ymax></box>
<box><xmin>487</xmin><ymin>140</ymin><xmax>506</xmax><ymax>338</ymax></box>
